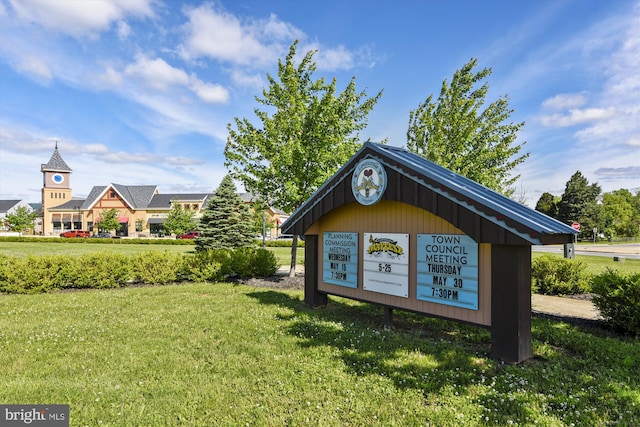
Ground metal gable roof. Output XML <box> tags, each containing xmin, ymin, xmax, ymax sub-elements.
<box><xmin>281</xmin><ymin>142</ymin><xmax>576</xmax><ymax>245</ymax></box>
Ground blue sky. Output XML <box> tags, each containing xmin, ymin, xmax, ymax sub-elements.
<box><xmin>1</xmin><ymin>0</ymin><xmax>638</xmax><ymax>208</ymax></box>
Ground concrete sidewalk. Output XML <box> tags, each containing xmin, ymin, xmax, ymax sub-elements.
<box><xmin>532</xmin><ymin>294</ymin><xmax>602</xmax><ymax>321</ymax></box>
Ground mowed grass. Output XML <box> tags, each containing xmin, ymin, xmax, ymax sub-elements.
<box><xmin>0</xmin><ymin>241</ymin><xmax>304</xmax><ymax>267</ymax></box>
<box><xmin>1</xmin><ymin>241</ymin><xmax>634</xmax><ymax>276</ymax></box>
<box><xmin>1</xmin><ymin>282</ymin><xmax>638</xmax><ymax>426</ymax></box>
<box><xmin>532</xmin><ymin>251</ymin><xmax>640</xmax><ymax>276</ymax></box>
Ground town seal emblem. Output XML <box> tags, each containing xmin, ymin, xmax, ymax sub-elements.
<box><xmin>351</xmin><ymin>158</ymin><xmax>387</xmax><ymax>205</ymax></box>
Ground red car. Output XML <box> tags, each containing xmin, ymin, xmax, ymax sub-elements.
<box><xmin>60</xmin><ymin>230</ymin><xmax>91</xmax><ymax>238</ymax></box>
<box><xmin>176</xmin><ymin>231</ymin><xmax>200</xmax><ymax>239</ymax></box>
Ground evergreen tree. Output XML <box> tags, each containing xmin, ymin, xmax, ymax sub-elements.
<box><xmin>535</xmin><ymin>192</ymin><xmax>559</xmax><ymax>218</ymax></box>
<box><xmin>195</xmin><ymin>175</ymin><xmax>254</xmax><ymax>251</ymax></box>
<box><xmin>557</xmin><ymin>171</ymin><xmax>601</xmax><ymax>234</ymax></box>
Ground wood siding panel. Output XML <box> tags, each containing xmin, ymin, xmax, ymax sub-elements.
<box><xmin>316</xmin><ymin>200</ymin><xmax>492</xmax><ymax>326</ymax></box>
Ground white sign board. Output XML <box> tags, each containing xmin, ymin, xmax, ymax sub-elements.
<box><xmin>363</xmin><ymin>233</ymin><xmax>409</xmax><ymax>298</ymax></box>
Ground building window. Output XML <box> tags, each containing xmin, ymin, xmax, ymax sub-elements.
<box><xmin>110</xmin><ymin>191</ymin><xmax>116</xmax><ymax>198</ymax></box>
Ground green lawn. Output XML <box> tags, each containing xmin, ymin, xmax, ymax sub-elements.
<box><xmin>0</xmin><ymin>282</ymin><xmax>637</xmax><ymax>426</ymax></box>
<box><xmin>0</xmin><ymin>241</ymin><xmax>304</xmax><ymax>265</ymax></box>
<box><xmin>2</xmin><ymin>241</ymin><xmax>636</xmax><ymax>275</ymax></box>
<box><xmin>532</xmin><ymin>251</ymin><xmax>640</xmax><ymax>276</ymax></box>
<box><xmin>0</xmin><ymin>240</ymin><xmax>194</xmax><ymax>257</ymax></box>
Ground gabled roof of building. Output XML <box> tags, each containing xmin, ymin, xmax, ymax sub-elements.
<box><xmin>41</xmin><ymin>145</ymin><xmax>72</xmax><ymax>172</ymax></box>
<box><xmin>281</xmin><ymin>142</ymin><xmax>577</xmax><ymax>245</ymax></box>
<box><xmin>81</xmin><ymin>184</ymin><xmax>158</xmax><ymax>210</ymax></box>
<box><xmin>147</xmin><ymin>193</ymin><xmax>212</xmax><ymax>209</ymax></box>
<box><xmin>0</xmin><ymin>200</ymin><xmax>21</xmax><ymax>213</ymax></box>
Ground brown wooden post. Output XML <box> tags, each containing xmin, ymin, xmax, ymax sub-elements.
<box><xmin>383</xmin><ymin>307</ymin><xmax>394</xmax><ymax>329</ymax></box>
<box><xmin>304</xmin><ymin>235</ymin><xmax>327</xmax><ymax>307</ymax></box>
<box><xmin>490</xmin><ymin>244</ymin><xmax>532</xmax><ymax>363</ymax></box>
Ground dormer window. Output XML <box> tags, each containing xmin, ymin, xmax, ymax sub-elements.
<box><xmin>109</xmin><ymin>191</ymin><xmax>116</xmax><ymax>198</ymax></box>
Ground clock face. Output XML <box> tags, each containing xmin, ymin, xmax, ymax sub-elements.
<box><xmin>52</xmin><ymin>173</ymin><xmax>64</xmax><ymax>184</ymax></box>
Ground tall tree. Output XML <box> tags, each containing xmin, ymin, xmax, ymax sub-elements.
<box><xmin>535</xmin><ymin>192</ymin><xmax>559</xmax><ymax>218</ymax></box>
<box><xmin>94</xmin><ymin>208</ymin><xmax>120</xmax><ymax>235</ymax></box>
<box><xmin>600</xmin><ymin>189</ymin><xmax>639</xmax><ymax>238</ymax></box>
<box><xmin>195</xmin><ymin>175</ymin><xmax>254</xmax><ymax>251</ymax></box>
<box><xmin>4</xmin><ymin>206</ymin><xmax>38</xmax><ymax>233</ymax></box>
<box><xmin>163</xmin><ymin>200</ymin><xmax>197</xmax><ymax>236</ymax></box>
<box><xmin>225</xmin><ymin>40</ymin><xmax>382</xmax><ymax>276</ymax></box>
<box><xmin>406</xmin><ymin>58</ymin><xmax>528</xmax><ymax>197</ymax></box>
<box><xmin>557</xmin><ymin>171</ymin><xmax>601</xmax><ymax>234</ymax></box>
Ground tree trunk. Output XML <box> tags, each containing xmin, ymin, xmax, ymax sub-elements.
<box><xmin>289</xmin><ymin>235</ymin><xmax>298</xmax><ymax>277</ymax></box>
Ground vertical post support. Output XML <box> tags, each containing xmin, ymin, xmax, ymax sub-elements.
<box><xmin>383</xmin><ymin>307</ymin><xmax>394</xmax><ymax>329</ymax></box>
<box><xmin>304</xmin><ymin>235</ymin><xmax>327</xmax><ymax>307</ymax></box>
<box><xmin>490</xmin><ymin>244</ymin><xmax>532</xmax><ymax>363</ymax></box>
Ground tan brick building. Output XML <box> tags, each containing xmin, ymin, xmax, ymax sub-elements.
<box><xmin>40</xmin><ymin>145</ymin><xmax>287</xmax><ymax>237</ymax></box>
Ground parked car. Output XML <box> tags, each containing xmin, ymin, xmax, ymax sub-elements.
<box><xmin>176</xmin><ymin>231</ymin><xmax>200</xmax><ymax>239</ymax></box>
<box><xmin>90</xmin><ymin>233</ymin><xmax>111</xmax><ymax>238</ymax></box>
<box><xmin>60</xmin><ymin>230</ymin><xmax>91</xmax><ymax>238</ymax></box>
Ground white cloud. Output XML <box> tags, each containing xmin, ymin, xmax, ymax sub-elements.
<box><xmin>125</xmin><ymin>55</ymin><xmax>190</xmax><ymax>90</ymax></box>
<box><xmin>117</xmin><ymin>20</ymin><xmax>132</xmax><ymax>41</ymax></box>
<box><xmin>539</xmin><ymin>107</ymin><xmax>615</xmax><ymax>127</ymax></box>
<box><xmin>258</xmin><ymin>13</ymin><xmax>304</xmax><ymax>41</ymax></box>
<box><xmin>95</xmin><ymin>66</ymin><xmax>123</xmax><ymax>88</ymax></box>
<box><xmin>180</xmin><ymin>3</ymin><xmax>271</xmax><ymax>65</ymax></box>
<box><xmin>6</xmin><ymin>0</ymin><xmax>154</xmax><ymax>38</ymax></box>
<box><xmin>315</xmin><ymin>45</ymin><xmax>355</xmax><ymax>71</ymax></box>
<box><xmin>190</xmin><ymin>78</ymin><xmax>229</xmax><ymax>103</ymax></box>
<box><xmin>15</xmin><ymin>55</ymin><xmax>52</xmax><ymax>82</ymax></box>
<box><xmin>627</xmin><ymin>135</ymin><xmax>640</xmax><ymax>147</ymax></box>
<box><xmin>541</xmin><ymin>92</ymin><xmax>589</xmax><ymax>110</ymax></box>
<box><xmin>230</xmin><ymin>69</ymin><xmax>264</xmax><ymax>90</ymax></box>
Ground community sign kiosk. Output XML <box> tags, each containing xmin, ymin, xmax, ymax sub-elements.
<box><xmin>281</xmin><ymin>142</ymin><xmax>577</xmax><ymax>363</ymax></box>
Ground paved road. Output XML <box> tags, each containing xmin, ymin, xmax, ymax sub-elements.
<box><xmin>533</xmin><ymin>244</ymin><xmax>640</xmax><ymax>260</ymax></box>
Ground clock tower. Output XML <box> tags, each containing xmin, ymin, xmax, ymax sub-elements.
<box><xmin>41</xmin><ymin>143</ymin><xmax>73</xmax><ymax>234</ymax></box>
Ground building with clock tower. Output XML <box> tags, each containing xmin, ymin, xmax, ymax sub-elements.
<box><xmin>41</xmin><ymin>143</ymin><xmax>73</xmax><ymax>234</ymax></box>
<box><xmin>37</xmin><ymin>144</ymin><xmax>288</xmax><ymax>237</ymax></box>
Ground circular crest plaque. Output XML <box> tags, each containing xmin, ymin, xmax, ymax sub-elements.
<box><xmin>351</xmin><ymin>158</ymin><xmax>387</xmax><ymax>205</ymax></box>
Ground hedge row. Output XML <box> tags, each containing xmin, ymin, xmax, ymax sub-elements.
<box><xmin>0</xmin><ymin>248</ymin><xmax>278</xmax><ymax>294</ymax></box>
<box><xmin>0</xmin><ymin>236</ymin><xmax>304</xmax><ymax>247</ymax></box>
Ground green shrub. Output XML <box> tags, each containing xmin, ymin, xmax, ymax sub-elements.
<box><xmin>592</xmin><ymin>268</ymin><xmax>640</xmax><ymax>336</ymax></box>
<box><xmin>531</xmin><ymin>255</ymin><xmax>591</xmax><ymax>295</ymax></box>
<box><xmin>251</xmin><ymin>248</ymin><xmax>279</xmax><ymax>277</ymax></box>
<box><xmin>0</xmin><ymin>255</ymin><xmax>74</xmax><ymax>293</ymax></box>
<box><xmin>258</xmin><ymin>238</ymin><xmax>305</xmax><ymax>248</ymax></box>
<box><xmin>64</xmin><ymin>253</ymin><xmax>132</xmax><ymax>289</ymax></box>
<box><xmin>133</xmin><ymin>252</ymin><xmax>184</xmax><ymax>285</ymax></box>
<box><xmin>182</xmin><ymin>251</ymin><xmax>225</xmax><ymax>282</ymax></box>
<box><xmin>229</xmin><ymin>248</ymin><xmax>279</xmax><ymax>278</ymax></box>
